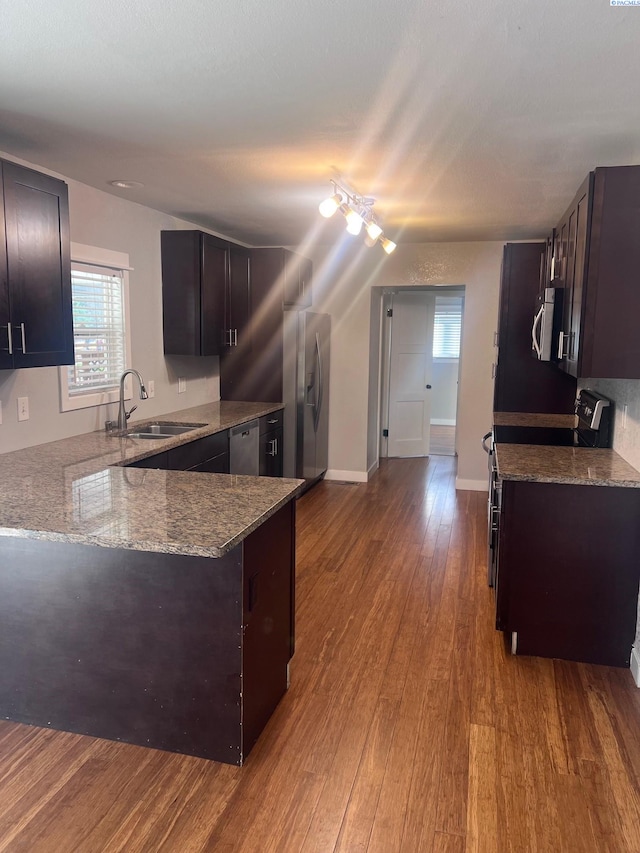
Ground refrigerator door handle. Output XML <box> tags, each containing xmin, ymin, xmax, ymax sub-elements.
<box><xmin>314</xmin><ymin>332</ymin><xmax>322</xmax><ymax>432</ymax></box>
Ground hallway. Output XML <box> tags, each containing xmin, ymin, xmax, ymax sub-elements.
<box><xmin>0</xmin><ymin>457</ymin><xmax>639</xmax><ymax>851</ymax></box>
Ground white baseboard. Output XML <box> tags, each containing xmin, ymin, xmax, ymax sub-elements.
<box><xmin>325</xmin><ymin>469</ymin><xmax>368</xmax><ymax>483</ymax></box>
<box><xmin>455</xmin><ymin>477</ymin><xmax>488</xmax><ymax>492</ymax></box>
<box><xmin>631</xmin><ymin>647</ymin><xmax>640</xmax><ymax>687</ymax></box>
<box><xmin>367</xmin><ymin>459</ymin><xmax>379</xmax><ymax>479</ymax></box>
<box><xmin>431</xmin><ymin>418</ymin><xmax>456</xmax><ymax>426</ymax></box>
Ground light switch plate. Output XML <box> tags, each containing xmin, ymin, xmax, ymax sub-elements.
<box><xmin>178</xmin><ymin>377</ymin><xmax>186</xmax><ymax>394</ymax></box>
<box><xmin>148</xmin><ymin>380</ymin><xmax>155</xmax><ymax>398</ymax></box>
<box><xmin>18</xmin><ymin>397</ymin><xmax>29</xmax><ymax>421</ymax></box>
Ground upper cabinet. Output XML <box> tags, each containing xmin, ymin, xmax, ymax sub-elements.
<box><xmin>0</xmin><ymin>160</ymin><xmax>74</xmax><ymax>369</ymax></box>
<box><xmin>493</xmin><ymin>243</ymin><xmax>576</xmax><ymax>413</ymax></box>
<box><xmin>253</xmin><ymin>248</ymin><xmax>312</xmax><ymax>311</ymax></box>
<box><xmin>553</xmin><ymin>166</ymin><xmax>640</xmax><ymax>379</ymax></box>
<box><xmin>161</xmin><ymin>231</ymin><xmax>253</xmax><ymax>360</ymax></box>
<box><xmin>161</xmin><ymin>231</ymin><xmax>226</xmax><ymax>356</ymax></box>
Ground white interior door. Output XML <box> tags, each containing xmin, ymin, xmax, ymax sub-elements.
<box><xmin>387</xmin><ymin>292</ymin><xmax>435</xmax><ymax>458</ymax></box>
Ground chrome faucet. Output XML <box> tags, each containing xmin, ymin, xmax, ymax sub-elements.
<box><xmin>116</xmin><ymin>369</ymin><xmax>148</xmax><ymax>432</ymax></box>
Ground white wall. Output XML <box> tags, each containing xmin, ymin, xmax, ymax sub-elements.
<box><xmin>0</xmin><ymin>151</ymin><xmax>232</xmax><ymax>454</ymax></box>
<box><xmin>308</xmin><ymin>238</ymin><xmax>504</xmax><ymax>489</ymax></box>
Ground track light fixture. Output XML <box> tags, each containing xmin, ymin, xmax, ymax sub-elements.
<box><xmin>318</xmin><ymin>180</ymin><xmax>397</xmax><ymax>253</ymax></box>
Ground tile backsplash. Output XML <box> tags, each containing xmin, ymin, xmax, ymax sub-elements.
<box><xmin>580</xmin><ymin>378</ymin><xmax>640</xmax><ymax>653</ymax></box>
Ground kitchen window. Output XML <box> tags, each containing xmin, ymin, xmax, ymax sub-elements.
<box><xmin>59</xmin><ymin>243</ymin><xmax>132</xmax><ymax>412</ymax></box>
<box><xmin>432</xmin><ymin>296</ymin><xmax>463</xmax><ymax>360</ymax></box>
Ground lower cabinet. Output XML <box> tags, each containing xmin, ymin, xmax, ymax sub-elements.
<box><xmin>127</xmin><ymin>431</ymin><xmax>229</xmax><ymax>472</ymax></box>
<box><xmin>0</xmin><ymin>500</ymin><xmax>296</xmax><ymax>765</ymax></box>
<box><xmin>495</xmin><ymin>479</ymin><xmax>640</xmax><ymax>667</ymax></box>
<box><xmin>259</xmin><ymin>411</ymin><xmax>283</xmax><ymax>477</ymax></box>
<box><xmin>127</xmin><ymin>413</ymin><xmax>285</xmax><ymax>478</ymax></box>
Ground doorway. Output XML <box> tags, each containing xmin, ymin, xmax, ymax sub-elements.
<box><xmin>380</xmin><ymin>287</ymin><xmax>464</xmax><ymax>459</ymax></box>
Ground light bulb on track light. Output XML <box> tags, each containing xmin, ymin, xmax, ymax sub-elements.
<box><xmin>365</xmin><ymin>220</ymin><xmax>383</xmax><ymax>241</ymax></box>
<box><xmin>319</xmin><ymin>192</ymin><xmax>343</xmax><ymax>218</ymax></box>
<box><xmin>345</xmin><ymin>207</ymin><xmax>363</xmax><ymax>235</ymax></box>
<box><xmin>381</xmin><ymin>237</ymin><xmax>397</xmax><ymax>254</ymax></box>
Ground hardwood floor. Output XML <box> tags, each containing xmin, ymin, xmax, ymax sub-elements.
<box><xmin>0</xmin><ymin>456</ymin><xmax>639</xmax><ymax>851</ymax></box>
<box><xmin>429</xmin><ymin>425</ymin><xmax>456</xmax><ymax>456</ymax></box>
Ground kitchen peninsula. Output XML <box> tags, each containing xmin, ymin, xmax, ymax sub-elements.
<box><xmin>0</xmin><ymin>402</ymin><xmax>303</xmax><ymax>766</ymax></box>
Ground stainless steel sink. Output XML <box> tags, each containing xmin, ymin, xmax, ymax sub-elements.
<box><xmin>126</xmin><ymin>422</ymin><xmax>206</xmax><ymax>440</ymax></box>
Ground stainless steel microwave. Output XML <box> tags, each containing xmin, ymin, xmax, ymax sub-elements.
<box><xmin>531</xmin><ymin>286</ymin><xmax>563</xmax><ymax>361</ymax></box>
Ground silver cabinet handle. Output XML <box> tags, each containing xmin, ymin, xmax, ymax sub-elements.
<box><xmin>4</xmin><ymin>322</ymin><xmax>12</xmax><ymax>355</ymax></box>
<box><xmin>558</xmin><ymin>330</ymin><xmax>572</xmax><ymax>359</ymax></box>
<box><xmin>267</xmin><ymin>438</ymin><xmax>278</xmax><ymax>457</ymax></box>
<box><xmin>233</xmin><ymin>328</ymin><xmax>238</xmax><ymax>346</ymax></box>
<box><xmin>267</xmin><ymin>418</ymin><xmax>278</xmax><ymax>425</ymax></box>
<box><xmin>491</xmin><ymin>362</ymin><xmax>496</xmax><ymax>380</ymax></box>
<box><xmin>493</xmin><ymin>331</ymin><xmax>499</xmax><ymax>347</ymax></box>
<box><xmin>19</xmin><ymin>323</ymin><xmax>26</xmax><ymax>353</ymax></box>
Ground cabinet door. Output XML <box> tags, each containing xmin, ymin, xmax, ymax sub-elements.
<box><xmin>3</xmin><ymin>162</ymin><xmax>73</xmax><ymax>368</ymax></box>
<box><xmin>283</xmin><ymin>251</ymin><xmax>312</xmax><ymax>309</ymax></box>
<box><xmin>0</xmin><ymin>163</ymin><xmax>11</xmax><ymax>370</ymax></box>
<box><xmin>126</xmin><ymin>451</ymin><xmax>169</xmax><ymax>469</ymax></box>
<box><xmin>228</xmin><ymin>246</ymin><xmax>251</xmax><ymax>349</ymax></box>
<box><xmin>259</xmin><ymin>428</ymin><xmax>283</xmax><ymax>477</ymax></box>
<box><xmin>162</xmin><ymin>231</ymin><xmax>227</xmax><ymax>357</ymax></box>
<box><xmin>189</xmin><ymin>452</ymin><xmax>229</xmax><ymax>473</ymax></box>
<box><xmin>201</xmin><ymin>235</ymin><xmax>227</xmax><ymax>356</ymax></box>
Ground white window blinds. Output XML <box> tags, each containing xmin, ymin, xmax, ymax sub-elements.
<box><xmin>67</xmin><ymin>262</ymin><xmax>126</xmax><ymax>394</ymax></box>
<box><xmin>433</xmin><ymin>296</ymin><xmax>463</xmax><ymax>359</ymax></box>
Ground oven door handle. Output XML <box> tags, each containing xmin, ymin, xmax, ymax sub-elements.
<box><xmin>531</xmin><ymin>304</ymin><xmax>544</xmax><ymax>358</ymax></box>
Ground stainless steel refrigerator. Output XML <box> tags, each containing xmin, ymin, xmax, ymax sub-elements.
<box><xmin>282</xmin><ymin>310</ymin><xmax>330</xmax><ymax>488</ymax></box>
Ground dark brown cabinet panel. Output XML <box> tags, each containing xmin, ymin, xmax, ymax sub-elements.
<box><xmin>0</xmin><ymin>160</ymin><xmax>73</xmax><ymax>369</ymax></box>
<box><xmin>493</xmin><ymin>242</ymin><xmax>576</xmax><ymax>413</ymax></box>
<box><xmin>126</xmin><ymin>430</ymin><xmax>229</xmax><ymax>473</ymax></box>
<box><xmin>495</xmin><ymin>479</ymin><xmax>640</xmax><ymax>667</ymax></box>
<box><xmin>554</xmin><ymin>166</ymin><xmax>640</xmax><ymax>379</ymax></box>
<box><xmin>161</xmin><ymin>230</ymin><xmax>227</xmax><ymax>356</ymax></box>
<box><xmin>259</xmin><ymin>411</ymin><xmax>284</xmax><ymax>477</ymax></box>
<box><xmin>219</xmin><ymin>245</ymin><xmax>253</xmax><ymax>399</ymax></box>
<box><xmin>0</xmin><ymin>499</ymin><xmax>295</xmax><ymax>764</ymax></box>
<box><xmin>222</xmin><ymin>248</ymin><xmax>312</xmax><ymax>402</ymax></box>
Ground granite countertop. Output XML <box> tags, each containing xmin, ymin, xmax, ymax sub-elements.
<box><xmin>493</xmin><ymin>411</ymin><xmax>577</xmax><ymax>429</ymax></box>
<box><xmin>495</xmin><ymin>444</ymin><xmax>640</xmax><ymax>488</ymax></box>
<box><xmin>0</xmin><ymin>401</ymin><xmax>304</xmax><ymax>557</ymax></box>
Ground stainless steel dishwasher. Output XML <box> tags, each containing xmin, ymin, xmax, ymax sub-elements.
<box><xmin>229</xmin><ymin>419</ymin><xmax>260</xmax><ymax>475</ymax></box>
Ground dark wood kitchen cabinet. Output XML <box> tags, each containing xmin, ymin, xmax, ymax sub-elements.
<box><xmin>495</xmin><ymin>478</ymin><xmax>640</xmax><ymax>667</ymax></box>
<box><xmin>127</xmin><ymin>430</ymin><xmax>229</xmax><ymax>473</ymax></box>
<box><xmin>0</xmin><ymin>160</ymin><xmax>74</xmax><ymax>369</ymax></box>
<box><xmin>493</xmin><ymin>242</ymin><xmax>576</xmax><ymax>413</ymax></box>
<box><xmin>162</xmin><ymin>231</ymin><xmax>253</xmax><ymax>380</ymax></box>
<box><xmin>221</xmin><ymin>248</ymin><xmax>312</xmax><ymax>402</ymax></box>
<box><xmin>259</xmin><ymin>410</ymin><xmax>283</xmax><ymax>477</ymax></box>
<box><xmin>553</xmin><ymin>165</ymin><xmax>640</xmax><ymax>379</ymax></box>
<box><xmin>251</xmin><ymin>248</ymin><xmax>312</xmax><ymax>311</ymax></box>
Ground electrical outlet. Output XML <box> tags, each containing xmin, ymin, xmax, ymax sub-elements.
<box><xmin>178</xmin><ymin>377</ymin><xmax>186</xmax><ymax>394</ymax></box>
<box><xmin>17</xmin><ymin>397</ymin><xmax>29</xmax><ymax>421</ymax></box>
<box><xmin>147</xmin><ymin>380</ymin><xmax>155</xmax><ymax>398</ymax></box>
<box><xmin>622</xmin><ymin>404</ymin><xmax>628</xmax><ymax>430</ymax></box>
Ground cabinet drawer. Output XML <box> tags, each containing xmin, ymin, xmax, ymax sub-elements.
<box><xmin>259</xmin><ymin>410</ymin><xmax>283</xmax><ymax>435</ymax></box>
<box><xmin>164</xmin><ymin>431</ymin><xmax>229</xmax><ymax>471</ymax></box>
<box><xmin>127</xmin><ymin>451</ymin><xmax>169</xmax><ymax>470</ymax></box>
<box><xmin>189</xmin><ymin>451</ymin><xmax>229</xmax><ymax>474</ymax></box>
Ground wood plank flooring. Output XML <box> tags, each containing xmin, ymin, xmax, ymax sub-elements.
<box><xmin>0</xmin><ymin>456</ymin><xmax>639</xmax><ymax>851</ymax></box>
<box><xmin>429</xmin><ymin>425</ymin><xmax>456</xmax><ymax>456</ymax></box>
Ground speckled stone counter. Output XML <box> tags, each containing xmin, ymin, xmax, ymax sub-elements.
<box><xmin>494</xmin><ymin>411</ymin><xmax>577</xmax><ymax>429</ymax></box>
<box><xmin>495</xmin><ymin>444</ymin><xmax>640</xmax><ymax>488</ymax></box>
<box><xmin>0</xmin><ymin>401</ymin><xmax>304</xmax><ymax>556</ymax></box>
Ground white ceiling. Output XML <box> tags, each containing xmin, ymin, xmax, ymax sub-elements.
<box><xmin>1</xmin><ymin>0</ymin><xmax>640</xmax><ymax>247</ymax></box>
